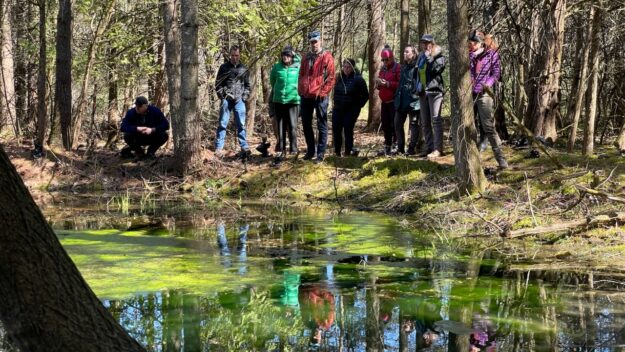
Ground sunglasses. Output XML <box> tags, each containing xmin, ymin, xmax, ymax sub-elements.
<box><xmin>381</xmin><ymin>58</ymin><xmax>389</xmax><ymax>62</ymax></box>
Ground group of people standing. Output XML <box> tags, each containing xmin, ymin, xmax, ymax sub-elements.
<box><xmin>119</xmin><ymin>29</ymin><xmax>507</xmax><ymax>169</ymax></box>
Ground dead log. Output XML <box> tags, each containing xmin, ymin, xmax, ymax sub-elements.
<box><xmin>507</xmin><ymin>211</ymin><xmax>625</xmax><ymax>239</ymax></box>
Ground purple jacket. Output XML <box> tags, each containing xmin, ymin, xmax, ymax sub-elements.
<box><xmin>470</xmin><ymin>48</ymin><xmax>501</xmax><ymax>94</ymax></box>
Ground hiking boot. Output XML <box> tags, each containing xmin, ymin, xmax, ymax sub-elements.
<box><xmin>314</xmin><ymin>154</ymin><xmax>325</xmax><ymax>164</ymax></box>
<box><xmin>240</xmin><ymin>148</ymin><xmax>252</xmax><ymax>161</ymax></box>
<box><xmin>303</xmin><ymin>153</ymin><xmax>315</xmax><ymax>161</ymax></box>
<box><xmin>255</xmin><ymin>141</ymin><xmax>271</xmax><ymax>157</ymax></box>
<box><xmin>271</xmin><ymin>153</ymin><xmax>283</xmax><ymax>167</ymax></box>
<box><xmin>493</xmin><ymin>147</ymin><xmax>508</xmax><ymax>169</ymax></box>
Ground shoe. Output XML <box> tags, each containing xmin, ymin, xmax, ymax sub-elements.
<box><xmin>405</xmin><ymin>147</ymin><xmax>417</xmax><ymax>156</ymax></box>
<box><xmin>143</xmin><ymin>152</ymin><xmax>157</xmax><ymax>160</ymax></box>
<box><xmin>303</xmin><ymin>153</ymin><xmax>315</xmax><ymax>160</ymax></box>
<box><xmin>120</xmin><ymin>146</ymin><xmax>134</xmax><ymax>159</ymax></box>
<box><xmin>493</xmin><ymin>147</ymin><xmax>509</xmax><ymax>169</ymax></box>
<box><xmin>314</xmin><ymin>155</ymin><xmax>325</xmax><ymax>164</ymax></box>
<box><xmin>240</xmin><ymin>148</ymin><xmax>252</xmax><ymax>161</ymax></box>
<box><xmin>350</xmin><ymin>148</ymin><xmax>360</xmax><ymax>157</ymax></box>
<box><xmin>255</xmin><ymin>142</ymin><xmax>271</xmax><ymax>157</ymax></box>
<box><xmin>427</xmin><ymin>150</ymin><xmax>442</xmax><ymax>158</ymax></box>
<box><xmin>214</xmin><ymin>149</ymin><xmax>225</xmax><ymax>158</ymax></box>
<box><xmin>479</xmin><ymin>139</ymin><xmax>488</xmax><ymax>152</ymax></box>
<box><xmin>271</xmin><ymin>154</ymin><xmax>283</xmax><ymax>167</ymax></box>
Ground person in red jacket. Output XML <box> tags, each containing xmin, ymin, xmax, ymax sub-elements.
<box><xmin>375</xmin><ymin>46</ymin><xmax>401</xmax><ymax>156</ymax></box>
<box><xmin>298</xmin><ymin>30</ymin><xmax>336</xmax><ymax>162</ymax></box>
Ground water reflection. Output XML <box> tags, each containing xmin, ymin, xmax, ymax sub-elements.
<box><xmin>38</xmin><ymin>202</ymin><xmax>625</xmax><ymax>351</ymax></box>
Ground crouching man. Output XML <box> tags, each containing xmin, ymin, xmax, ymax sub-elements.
<box><xmin>120</xmin><ymin>96</ymin><xmax>169</xmax><ymax>159</ymax></box>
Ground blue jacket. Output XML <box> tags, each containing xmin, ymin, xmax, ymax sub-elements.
<box><xmin>120</xmin><ymin>105</ymin><xmax>170</xmax><ymax>134</ymax></box>
<box><xmin>333</xmin><ymin>71</ymin><xmax>369</xmax><ymax>110</ymax></box>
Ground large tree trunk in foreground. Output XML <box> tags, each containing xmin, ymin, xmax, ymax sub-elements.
<box><xmin>365</xmin><ymin>0</ymin><xmax>384</xmax><ymax>131</ymax></box>
<box><xmin>163</xmin><ymin>0</ymin><xmax>181</xmax><ymax>162</ymax></box>
<box><xmin>447</xmin><ymin>0</ymin><xmax>486</xmax><ymax>194</ymax></box>
<box><xmin>0</xmin><ymin>146</ymin><xmax>146</xmax><ymax>352</ymax></box>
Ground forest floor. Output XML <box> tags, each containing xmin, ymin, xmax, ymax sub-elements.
<box><xmin>5</xmin><ymin>122</ymin><xmax>625</xmax><ymax>273</ymax></box>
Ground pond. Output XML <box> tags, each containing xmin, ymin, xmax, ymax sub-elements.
<box><xmin>35</xmin><ymin>196</ymin><xmax>625</xmax><ymax>350</ymax></box>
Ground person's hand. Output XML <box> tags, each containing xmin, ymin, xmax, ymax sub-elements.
<box><xmin>137</xmin><ymin>126</ymin><xmax>154</xmax><ymax>135</ymax></box>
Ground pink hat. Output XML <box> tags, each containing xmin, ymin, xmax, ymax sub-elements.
<box><xmin>381</xmin><ymin>49</ymin><xmax>393</xmax><ymax>59</ymax></box>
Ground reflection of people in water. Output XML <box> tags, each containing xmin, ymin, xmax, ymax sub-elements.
<box><xmin>299</xmin><ymin>284</ymin><xmax>336</xmax><ymax>347</ymax></box>
<box><xmin>216</xmin><ymin>222</ymin><xmax>249</xmax><ymax>274</ymax></box>
<box><xmin>469</xmin><ymin>312</ymin><xmax>496</xmax><ymax>351</ymax></box>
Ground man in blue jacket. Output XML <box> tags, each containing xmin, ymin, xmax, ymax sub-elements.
<box><xmin>120</xmin><ymin>96</ymin><xmax>169</xmax><ymax>159</ymax></box>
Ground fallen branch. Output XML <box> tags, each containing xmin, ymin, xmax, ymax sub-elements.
<box><xmin>575</xmin><ymin>185</ymin><xmax>625</xmax><ymax>204</ymax></box>
<box><xmin>507</xmin><ymin>211</ymin><xmax>625</xmax><ymax>239</ymax></box>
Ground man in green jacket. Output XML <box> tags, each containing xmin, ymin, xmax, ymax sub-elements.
<box><xmin>270</xmin><ymin>45</ymin><xmax>301</xmax><ymax>165</ymax></box>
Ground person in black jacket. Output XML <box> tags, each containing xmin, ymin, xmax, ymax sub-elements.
<box><xmin>120</xmin><ymin>96</ymin><xmax>169</xmax><ymax>159</ymax></box>
<box><xmin>214</xmin><ymin>45</ymin><xmax>251</xmax><ymax>158</ymax></box>
<box><xmin>331</xmin><ymin>59</ymin><xmax>368</xmax><ymax>157</ymax></box>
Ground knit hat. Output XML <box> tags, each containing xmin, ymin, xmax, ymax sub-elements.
<box><xmin>381</xmin><ymin>48</ymin><xmax>393</xmax><ymax>59</ymax></box>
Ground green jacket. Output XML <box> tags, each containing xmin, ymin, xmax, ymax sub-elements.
<box><xmin>270</xmin><ymin>55</ymin><xmax>301</xmax><ymax>104</ymax></box>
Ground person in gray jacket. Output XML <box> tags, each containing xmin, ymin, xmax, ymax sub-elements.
<box><xmin>416</xmin><ymin>34</ymin><xmax>446</xmax><ymax>158</ymax></box>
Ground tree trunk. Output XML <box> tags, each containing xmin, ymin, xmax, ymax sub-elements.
<box><xmin>566</xmin><ymin>5</ymin><xmax>593</xmax><ymax>152</ymax></box>
<box><xmin>152</xmin><ymin>40</ymin><xmax>168</xmax><ymax>110</ymax></box>
<box><xmin>447</xmin><ymin>0</ymin><xmax>486</xmax><ymax>194</ymax></box>
<box><xmin>523</xmin><ymin>0</ymin><xmax>566</xmax><ymax>142</ymax></box>
<box><xmin>365</xmin><ymin>0</ymin><xmax>384</xmax><ymax>131</ymax></box>
<box><xmin>417</xmin><ymin>0</ymin><xmax>431</xmax><ymax>39</ymax></box>
<box><xmin>72</xmin><ymin>0</ymin><xmax>116</xmax><ymax>148</ymax></box>
<box><xmin>0</xmin><ymin>146</ymin><xmax>146</xmax><ymax>351</ymax></box>
<box><xmin>178</xmin><ymin>0</ymin><xmax>202</xmax><ymax>174</ymax></box>
<box><xmin>245</xmin><ymin>42</ymin><xmax>259</xmax><ymax>138</ymax></box>
<box><xmin>365</xmin><ymin>274</ymin><xmax>383</xmax><ymax>351</ymax></box>
<box><xmin>582</xmin><ymin>0</ymin><xmax>602</xmax><ymax>156</ymax></box>
<box><xmin>55</xmin><ymin>0</ymin><xmax>72</xmax><ymax>150</ymax></box>
<box><xmin>399</xmin><ymin>0</ymin><xmax>409</xmax><ymax>55</ymax></box>
<box><xmin>0</xmin><ymin>0</ymin><xmax>17</xmax><ymax>137</ymax></box>
<box><xmin>162</xmin><ymin>0</ymin><xmax>181</xmax><ymax>159</ymax></box>
<box><xmin>333</xmin><ymin>4</ymin><xmax>345</xmax><ymax>62</ymax></box>
<box><xmin>35</xmin><ymin>0</ymin><xmax>47</xmax><ymax>148</ymax></box>
<box><xmin>12</xmin><ymin>0</ymin><xmax>29</xmax><ymax>133</ymax></box>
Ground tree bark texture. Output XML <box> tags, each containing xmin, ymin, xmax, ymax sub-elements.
<box><xmin>417</xmin><ymin>0</ymin><xmax>431</xmax><ymax>39</ymax></box>
<box><xmin>447</xmin><ymin>0</ymin><xmax>486</xmax><ymax>194</ymax></box>
<box><xmin>245</xmin><ymin>42</ymin><xmax>258</xmax><ymax>138</ymax></box>
<box><xmin>399</xmin><ymin>0</ymin><xmax>409</xmax><ymax>55</ymax></box>
<box><xmin>0</xmin><ymin>0</ymin><xmax>17</xmax><ymax>136</ymax></box>
<box><xmin>523</xmin><ymin>0</ymin><xmax>566</xmax><ymax>142</ymax></box>
<box><xmin>178</xmin><ymin>0</ymin><xmax>202</xmax><ymax>174</ymax></box>
<box><xmin>0</xmin><ymin>146</ymin><xmax>146</xmax><ymax>351</ymax></box>
<box><xmin>35</xmin><ymin>0</ymin><xmax>47</xmax><ymax>147</ymax></box>
<box><xmin>365</xmin><ymin>0</ymin><xmax>384</xmax><ymax>131</ymax></box>
<box><xmin>333</xmin><ymin>4</ymin><xmax>345</xmax><ymax>63</ymax></box>
<box><xmin>55</xmin><ymin>0</ymin><xmax>73</xmax><ymax>150</ymax></box>
<box><xmin>582</xmin><ymin>0</ymin><xmax>602</xmax><ymax>156</ymax></box>
<box><xmin>162</xmin><ymin>0</ymin><xmax>181</xmax><ymax>163</ymax></box>
<box><xmin>566</xmin><ymin>6</ymin><xmax>593</xmax><ymax>152</ymax></box>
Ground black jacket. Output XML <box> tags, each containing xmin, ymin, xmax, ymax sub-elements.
<box><xmin>215</xmin><ymin>61</ymin><xmax>251</xmax><ymax>101</ymax></box>
<box><xmin>120</xmin><ymin>105</ymin><xmax>169</xmax><ymax>134</ymax></box>
<box><xmin>415</xmin><ymin>46</ymin><xmax>445</xmax><ymax>94</ymax></box>
<box><xmin>333</xmin><ymin>71</ymin><xmax>369</xmax><ymax>110</ymax></box>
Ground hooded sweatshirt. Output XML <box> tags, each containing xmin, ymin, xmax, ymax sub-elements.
<box><xmin>378</xmin><ymin>60</ymin><xmax>401</xmax><ymax>103</ymax></box>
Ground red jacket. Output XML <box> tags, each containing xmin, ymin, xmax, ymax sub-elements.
<box><xmin>298</xmin><ymin>50</ymin><xmax>336</xmax><ymax>99</ymax></box>
<box><xmin>377</xmin><ymin>61</ymin><xmax>401</xmax><ymax>103</ymax></box>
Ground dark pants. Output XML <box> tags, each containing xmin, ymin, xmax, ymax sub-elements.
<box><xmin>274</xmin><ymin>103</ymin><xmax>299</xmax><ymax>154</ymax></box>
<box><xmin>394</xmin><ymin>110</ymin><xmax>419</xmax><ymax>153</ymax></box>
<box><xmin>301</xmin><ymin>96</ymin><xmax>329</xmax><ymax>158</ymax></box>
<box><xmin>123</xmin><ymin>131</ymin><xmax>168</xmax><ymax>154</ymax></box>
<box><xmin>332</xmin><ymin>108</ymin><xmax>359</xmax><ymax>156</ymax></box>
<box><xmin>381</xmin><ymin>101</ymin><xmax>395</xmax><ymax>147</ymax></box>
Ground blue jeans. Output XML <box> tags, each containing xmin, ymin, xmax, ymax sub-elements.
<box><xmin>301</xmin><ymin>97</ymin><xmax>329</xmax><ymax>157</ymax></box>
<box><xmin>215</xmin><ymin>98</ymin><xmax>249</xmax><ymax>150</ymax></box>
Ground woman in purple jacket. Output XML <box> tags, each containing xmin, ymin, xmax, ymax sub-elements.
<box><xmin>469</xmin><ymin>30</ymin><xmax>508</xmax><ymax>169</ymax></box>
